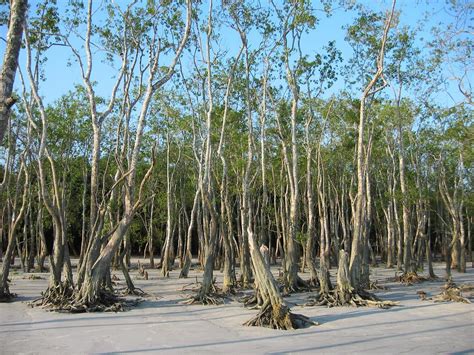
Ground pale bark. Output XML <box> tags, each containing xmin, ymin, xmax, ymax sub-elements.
<box><xmin>0</xmin><ymin>157</ymin><xmax>28</xmax><ymax>299</ymax></box>
<box><xmin>76</xmin><ymin>0</ymin><xmax>192</xmax><ymax>305</ymax></box>
<box><xmin>0</xmin><ymin>0</ymin><xmax>27</xmax><ymax>144</ymax></box>
<box><xmin>349</xmin><ymin>0</ymin><xmax>396</xmax><ymax>289</ymax></box>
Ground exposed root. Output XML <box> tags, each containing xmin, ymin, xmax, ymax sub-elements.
<box><xmin>30</xmin><ymin>283</ymin><xmax>75</xmax><ymax>310</ymax></box>
<box><xmin>460</xmin><ymin>284</ymin><xmax>474</xmax><ymax>292</ymax></box>
<box><xmin>306</xmin><ymin>251</ymin><xmax>398</xmax><ymax>309</ymax></box>
<box><xmin>368</xmin><ymin>280</ymin><xmax>388</xmax><ymax>290</ymax></box>
<box><xmin>304</xmin><ymin>288</ymin><xmax>398</xmax><ymax>309</ymax></box>
<box><xmin>182</xmin><ymin>293</ymin><xmax>225</xmax><ymax>305</ymax></box>
<box><xmin>304</xmin><ymin>291</ymin><xmax>335</xmax><ymax>307</ymax></box>
<box><xmin>239</xmin><ymin>293</ymin><xmax>256</xmax><ymax>304</ymax></box>
<box><xmin>181</xmin><ymin>278</ymin><xmax>226</xmax><ymax>305</ymax></box>
<box><xmin>121</xmin><ymin>287</ymin><xmax>149</xmax><ymax>297</ymax></box>
<box><xmin>29</xmin><ymin>283</ymin><xmax>142</xmax><ymax>313</ymax></box>
<box><xmin>244</xmin><ymin>301</ymin><xmax>317</xmax><ymax>330</ymax></box>
<box><xmin>420</xmin><ymin>281</ymin><xmax>472</xmax><ymax>304</ymax></box>
<box><xmin>238</xmin><ymin>293</ymin><xmax>261</xmax><ymax>309</ymax></box>
<box><xmin>281</xmin><ymin>275</ymin><xmax>313</xmax><ymax>294</ymax></box>
<box><xmin>392</xmin><ymin>272</ymin><xmax>429</xmax><ymax>286</ymax></box>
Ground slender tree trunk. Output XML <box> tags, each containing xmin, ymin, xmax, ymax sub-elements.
<box><xmin>399</xmin><ymin>127</ymin><xmax>414</xmax><ymax>274</ymax></box>
<box><xmin>350</xmin><ymin>1</ymin><xmax>395</xmax><ymax>288</ymax></box>
<box><xmin>0</xmin><ymin>0</ymin><xmax>27</xmax><ymax>144</ymax></box>
<box><xmin>148</xmin><ymin>196</ymin><xmax>155</xmax><ymax>268</ymax></box>
<box><xmin>0</xmin><ymin>160</ymin><xmax>28</xmax><ymax>299</ymax></box>
<box><xmin>180</xmin><ymin>188</ymin><xmax>199</xmax><ymax>278</ymax></box>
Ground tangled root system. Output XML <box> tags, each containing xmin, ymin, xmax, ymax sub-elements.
<box><xmin>182</xmin><ymin>278</ymin><xmax>226</xmax><ymax>305</ymax></box>
<box><xmin>244</xmin><ymin>301</ymin><xmax>317</xmax><ymax>330</ymax></box>
<box><xmin>30</xmin><ymin>283</ymin><xmax>141</xmax><ymax>313</ymax></box>
<box><xmin>238</xmin><ymin>293</ymin><xmax>259</xmax><ymax>308</ymax></box>
<box><xmin>419</xmin><ymin>281</ymin><xmax>472</xmax><ymax>304</ymax></box>
<box><xmin>393</xmin><ymin>272</ymin><xmax>430</xmax><ymax>286</ymax></box>
<box><xmin>305</xmin><ymin>287</ymin><xmax>398</xmax><ymax>309</ymax></box>
<box><xmin>183</xmin><ymin>293</ymin><xmax>224</xmax><ymax>305</ymax></box>
<box><xmin>120</xmin><ymin>287</ymin><xmax>149</xmax><ymax>297</ymax></box>
<box><xmin>306</xmin><ymin>251</ymin><xmax>398</xmax><ymax>309</ymax></box>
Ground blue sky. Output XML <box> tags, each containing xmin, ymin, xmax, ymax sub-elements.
<box><xmin>0</xmin><ymin>0</ymin><xmax>469</xmax><ymax>108</ymax></box>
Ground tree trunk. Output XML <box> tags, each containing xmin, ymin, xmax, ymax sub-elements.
<box><xmin>0</xmin><ymin>0</ymin><xmax>28</xmax><ymax>144</ymax></box>
<box><xmin>244</xmin><ymin>221</ymin><xmax>315</xmax><ymax>329</ymax></box>
<box><xmin>0</xmin><ymin>160</ymin><xmax>28</xmax><ymax>300</ymax></box>
<box><xmin>350</xmin><ymin>1</ymin><xmax>395</xmax><ymax>288</ymax></box>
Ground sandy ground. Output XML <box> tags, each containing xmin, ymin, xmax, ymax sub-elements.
<box><xmin>1</xmin><ymin>259</ymin><xmax>473</xmax><ymax>354</ymax></box>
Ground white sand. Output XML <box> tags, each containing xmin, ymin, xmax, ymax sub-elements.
<box><xmin>1</xmin><ymin>261</ymin><xmax>473</xmax><ymax>354</ymax></box>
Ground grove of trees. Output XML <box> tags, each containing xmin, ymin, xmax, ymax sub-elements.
<box><xmin>0</xmin><ymin>0</ymin><xmax>472</xmax><ymax>329</ymax></box>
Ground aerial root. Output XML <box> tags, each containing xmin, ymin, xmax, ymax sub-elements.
<box><xmin>29</xmin><ymin>283</ymin><xmax>142</xmax><ymax>313</ymax></box>
<box><xmin>304</xmin><ymin>288</ymin><xmax>398</xmax><ymax>309</ymax></box>
<box><xmin>244</xmin><ymin>301</ymin><xmax>317</xmax><ymax>330</ymax></box>
<box><xmin>419</xmin><ymin>280</ymin><xmax>472</xmax><ymax>304</ymax></box>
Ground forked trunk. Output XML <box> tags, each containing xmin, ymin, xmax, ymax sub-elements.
<box><xmin>244</xmin><ymin>227</ymin><xmax>315</xmax><ymax>330</ymax></box>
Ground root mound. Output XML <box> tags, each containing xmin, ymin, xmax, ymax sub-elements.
<box><xmin>305</xmin><ymin>287</ymin><xmax>398</xmax><ymax>309</ymax></box>
<box><xmin>244</xmin><ymin>302</ymin><xmax>317</xmax><ymax>330</ymax></box>
<box><xmin>393</xmin><ymin>272</ymin><xmax>432</xmax><ymax>286</ymax></box>
<box><xmin>121</xmin><ymin>287</ymin><xmax>149</xmax><ymax>297</ymax></box>
<box><xmin>182</xmin><ymin>293</ymin><xmax>224</xmax><ymax>305</ymax></box>
<box><xmin>30</xmin><ymin>283</ymin><xmax>141</xmax><ymax>313</ymax></box>
<box><xmin>182</xmin><ymin>278</ymin><xmax>226</xmax><ymax>305</ymax></box>
<box><xmin>420</xmin><ymin>281</ymin><xmax>472</xmax><ymax>304</ymax></box>
<box><xmin>306</xmin><ymin>251</ymin><xmax>398</xmax><ymax>309</ymax></box>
